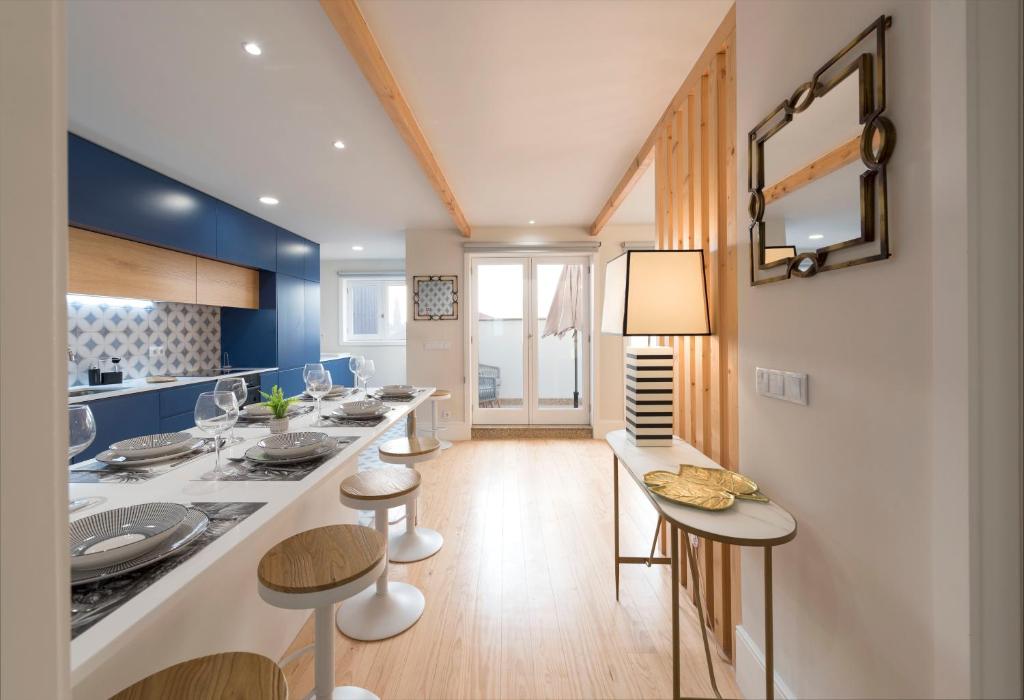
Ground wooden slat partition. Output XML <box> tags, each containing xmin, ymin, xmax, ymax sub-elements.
<box><xmin>653</xmin><ymin>15</ymin><xmax>739</xmax><ymax>660</ymax></box>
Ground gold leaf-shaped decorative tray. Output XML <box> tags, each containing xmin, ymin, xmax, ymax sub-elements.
<box><xmin>643</xmin><ymin>465</ymin><xmax>767</xmax><ymax>511</ymax></box>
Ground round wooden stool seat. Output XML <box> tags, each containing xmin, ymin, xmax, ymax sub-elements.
<box><xmin>258</xmin><ymin>524</ymin><xmax>386</xmax><ymax>596</ymax></box>
<box><xmin>111</xmin><ymin>651</ymin><xmax>286</xmax><ymax>700</ymax></box>
<box><xmin>431</xmin><ymin>389</ymin><xmax>451</xmax><ymax>399</ymax></box>
<box><xmin>378</xmin><ymin>436</ymin><xmax>440</xmax><ymax>463</ymax></box>
<box><xmin>341</xmin><ymin>467</ymin><xmax>421</xmax><ymax>502</ymax></box>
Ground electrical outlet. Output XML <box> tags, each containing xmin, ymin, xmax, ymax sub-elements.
<box><xmin>149</xmin><ymin>345</ymin><xmax>165</xmax><ymax>359</ymax></box>
<box><xmin>441</xmin><ymin>409</ymin><xmax>452</xmax><ymax>419</ymax></box>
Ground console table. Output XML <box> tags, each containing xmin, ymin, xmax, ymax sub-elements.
<box><xmin>606</xmin><ymin>429</ymin><xmax>797</xmax><ymax>700</ymax></box>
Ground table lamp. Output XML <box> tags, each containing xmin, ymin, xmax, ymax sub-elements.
<box><xmin>601</xmin><ymin>250</ymin><xmax>710</xmax><ymax>446</ymax></box>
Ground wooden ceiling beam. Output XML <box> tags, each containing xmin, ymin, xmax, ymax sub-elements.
<box><xmin>320</xmin><ymin>0</ymin><xmax>471</xmax><ymax>236</ymax></box>
<box><xmin>590</xmin><ymin>4</ymin><xmax>736</xmax><ymax>236</ymax></box>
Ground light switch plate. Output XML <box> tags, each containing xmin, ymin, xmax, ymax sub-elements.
<box><xmin>756</xmin><ymin>366</ymin><xmax>808</xmax><ymax>405</ymax></box>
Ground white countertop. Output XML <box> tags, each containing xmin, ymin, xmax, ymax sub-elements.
<box><xmin>606</xmin><ymin>429</ymin><xmax>797</xmax><ymax>546</ymax></box>
<box><xmin>69</xmin><ymin>387</ymin><xmax>434</xmax><ymax>697</ymax></box>
<box><xmin>67</xmin><ymin>368</ymin><xmax>276</xmax><ymax>405</ymax></box>
<box><xmin>320</xmin><ymin>352</ymin><xmax>351</xmax><ymax>361</ymax></box>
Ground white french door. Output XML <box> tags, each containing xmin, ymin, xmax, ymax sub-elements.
<box><xmin>470</xmin><ymin>255</ymin><xmax>590</xmax><ymax>425</ymax></box>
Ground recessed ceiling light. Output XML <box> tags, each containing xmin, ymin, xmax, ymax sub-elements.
<box><xmin>259</xmin><ymin>196</ymin><xmax>279</xmax><ymax>205</ymax></box>
<box><xmin>243</xmin><ymin>42</ymin><xmax>262</xmax><ymax>56</ymax></box>
<box><xmin>333</xmin><ymin>140</ymin><xmax>346</xmax><ymax>150</ymax></box>
<box><xmin>528</xmin><ymin>220</ymin><xmax>536</xmax><ymax>225</ymax></box>
<box><xmin>808</xmin><ymin>234</ymin><xmax>824</xmax><ymax>240</ymax></box>
<box><xmin>351</xmin><ymin>245</ymin><xmax>364</xmax><ymax>251</ymax></box>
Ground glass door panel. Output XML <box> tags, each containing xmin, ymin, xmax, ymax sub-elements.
<box><xmin>472</xmin><ymin>259</ymin><xmax>528</xmax><ymax>424</ymax></box>
<box><xmin>531</xmin><ymin>259</ymin><xmax>589</xmax><ymax>425</ymax></box>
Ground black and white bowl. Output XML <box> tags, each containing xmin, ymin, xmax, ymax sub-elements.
<box><xmin>70</xmin><ymin>502</ymin><xmax>188</xmax><ymax>571</ymax></box>
<box><xmin>109</xmin><ymin>432</ymin><xmax>193</xmax><ymax>459</ymax></box>
<box><xmin>257</xmin><ymin>431</ymin><xmax>329</xmax><ymax>458</ymax></box>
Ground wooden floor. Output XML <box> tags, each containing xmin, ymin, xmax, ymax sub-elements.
<box><xmin>281</xmin><ymin>438</ymin><xmax>740</xmax><ymax>699</ymax></box>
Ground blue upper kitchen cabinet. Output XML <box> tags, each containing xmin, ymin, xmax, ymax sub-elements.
<box><xmin>276</xmin><ymin>273</ymin><xmax>306</xmax><ymax>370</ymax></box>
<box><xmin>304</xmin><ymin>279</ymin><xmax>320</xmax><ymax>365</ymax></box>
<box><xmin>304</xmin><ymin>240</ymin><xmax>320</xmax><ymax>282</ymax></box>
<box><xmin>68</xmin><ymin>134</ymin><xmax>217</xmax><ymax>258</ymax></box>
<box><xmin>278</xmin><ymin>229</ymin><xmax>319</xmax><ymax>282</ymax></box>
<box><xmin>216</xmin><ymin>204</ymin><xmax>277</xmax><ymax>271</ymax></box>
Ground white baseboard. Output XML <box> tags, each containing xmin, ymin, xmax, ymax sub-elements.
<box><xmin>735</xmin><ymin>625</ymin><xmax>795</xmax><ymax>699</ymax></box>
<box><xmin>593</xmin><ymin>419</ymin><xmax>625</xmax><ymax>439</ymax></box>
<box><xmin>439</xmin><ymin>421</ymin><xmax>471</xmax><ymax>441</ymax></box>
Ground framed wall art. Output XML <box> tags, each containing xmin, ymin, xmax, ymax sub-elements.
<box><xmin>413</xmin><ymin>275</ymin><xmax>458</xmax><ymax>320</ymax></box>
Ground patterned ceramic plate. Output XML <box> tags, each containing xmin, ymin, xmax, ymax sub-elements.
<box><xmin>244</xmin><ymin>440</ymin><xmax>339</xmax><ymax>465</ymax></box>
<box><xmin>380</xmin><ymin>384</ymin><xmax>415</xmax><ymax>396</ymax></box>
<box><xmin>257</xmin><ymin>432</ymin><xmax>329</xmax><ymax>458</ymax></box>
<box><xmin>71</xmin><ymin>508</ymin><xmax>209</xmax><ymax>586</ymax></box>
<box><xmin>94</xmin><ymin>439</ymin><xmax>205</xmax><ymax>467</ymax></box>
<box><xmin>336</xmin><ymin>400</ymin><xmax>387</xmax><ymax>417</ymax></box>
<box><xmin>70</xmin><ymin>502</ymin><xmax>188</xmax><ymax>571</ymax></box>
<box><xmin>109</xmin><ymin>432</ymin><xmax>192</xmax><ymax>458</ymax></box>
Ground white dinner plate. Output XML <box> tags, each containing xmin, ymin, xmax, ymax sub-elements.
<box><xmin>244</xmin><ymin>440</ymin><xmax>339</xmax><ymax>465</ymax></box>
<box><xmin>257</xmin><ymin>431</ymin><xmax>329</xmax><ymax>458</ymax></box>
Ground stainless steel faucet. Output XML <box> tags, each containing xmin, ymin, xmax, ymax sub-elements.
<box><xmin>222</xmin><ymin>351</ymin><xmax>231</xmax><ymax>370</ymax></box>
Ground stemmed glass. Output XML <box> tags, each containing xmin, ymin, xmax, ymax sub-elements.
<box><xmin>303</xmin><ymin>363</ymin><xmax>325</xmax><ymax>388</ymax></box>
<box><xmin>305</xmin><ymin>368</ymin><xmax>332</xmax><ymax>422</ymax></box>
<box><xmin>195</xmin><ymin>391</ymin><xmax>240</xmax><ymax>480</ymax></box>
<box><xmin>68</xmin><ymin>404</ymin><xmax>103</xmax><ymax>513</ymax></box>
<box><xmin>214</xmin><ymin>377</ymin><xmax>246</xmax><ymax>446</ymax></box>
<box><xmin>348</xmin><ymin>355</ymin><xmax>365</xmax><ymax>392</ymax></box>
<box><xmin>361</xmin><ymin>360</ymin><xmax>376</xmax><ymax>395</ymax></box>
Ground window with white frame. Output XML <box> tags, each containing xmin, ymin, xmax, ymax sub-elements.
<box><xmin>340</xmin><ymin>276</ymin><xmax>407</xmax><ymax>344</ymax></box>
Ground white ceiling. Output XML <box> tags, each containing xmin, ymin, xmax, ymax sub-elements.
<box><xmin>360</xmin><ymin>0</ymin><xmax>731</xmax><ymax>228</ymax></box>
<box><xmin>68</xmin><ymin>0</ymin><xmax>446</xmax><ymax>260</ymax></box>
<box><xmin>69</xmin><ymin>0</ymin><xmax>730</xmax><ymax>257</ymax></box>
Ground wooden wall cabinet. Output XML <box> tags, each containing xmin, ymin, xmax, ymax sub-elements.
<box><xmin>69</xmin><ymin>227</ymin><xmax>260</xmax><ymax>309</ymax></box>
<box><xmin>196</xmin><ymin>257</ymin><xmax>259</xmax><ymax>309</ymax></box>
<box><xmin>69</xmin><ymin>227</ymin><xmax>197</xmax><ymax>303</ymax></box>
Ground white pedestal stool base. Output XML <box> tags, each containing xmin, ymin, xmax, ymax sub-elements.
<box><xmin>336</xmin><ymin>582</ymin><xmax>424</xmax><ymax>641</ymax></box>
<box><xmin>438</xmin><ymin>438</ymin><xmax>453</xmax><ymax>450</ymax></box>
<box><xmin>304</xmin><ymin>686</ymin><xmax>380</xmax><ymax>700</ymax></box>
<box><xmin>388</xmin><ymin>527</ymin><xmax>443</xmax><ymax>563</ymax></box>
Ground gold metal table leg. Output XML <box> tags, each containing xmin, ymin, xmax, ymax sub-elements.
<box><xmin>671</xmin><ymin>525</ymin><xmax>680</xmax><ymax>700</ymax></box>
<box><xmin>683</xmin><ymin>531</ymin><xmax>721</xmax><ymax>699</ymax></box>
<box><xmin>765</xmin><ymin>545</ymin><xmax>774</xmax><ymax>700</ymax></box>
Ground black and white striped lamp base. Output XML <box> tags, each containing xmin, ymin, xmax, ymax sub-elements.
<box><xmin>625</xmin><ymin>346</ymin><xmax>675</xmax><ymax>447</ymax></box>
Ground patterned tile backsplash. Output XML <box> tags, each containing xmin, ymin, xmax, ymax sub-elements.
<box><xmin>67</xmin><ymin>299</ymin><xmax>220</xmax><ymax>385</ymax></box>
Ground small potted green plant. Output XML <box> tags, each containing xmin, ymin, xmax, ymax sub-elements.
<box><xmin>260</xmin><ymin>385</ymin><xmax>298</xmax><ymax>434</ymax></box>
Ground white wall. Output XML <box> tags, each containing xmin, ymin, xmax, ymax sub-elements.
<box><xmin>735</xmin><ymin>1</ymin><xmax>1022</xmax><ymax>698</ymax></box>
<box><xmin>320</xmin><ymin>257</ymin><xmax>406</xmax><ymax>387</ymax></box>
<box><xmin>0</xmin><ymin>1</ymin><xmax>70</xmax><ymax>697</ymax></box>
<box><xmin>404</xmin><ymin>224</ymin><xmax>654</xmax><ymax>437</ymax></box>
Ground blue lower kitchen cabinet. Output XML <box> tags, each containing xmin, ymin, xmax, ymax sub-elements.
<box><xmin>277</xmin><ymin>367</ymin><xmax>305</xmax><ymax>398</ymax></box>
<box><xmin>76</xmin><ymin>392</ymin><xmax>160</xmax><ymax>462</ymax></box>
<box><xmin>323</xmin><ymin>358</ymin><xmax>354</xmax><ymax>387</ymax></box>
<box><xmin>259</xmin><ymin>370</ymin><xmax>279</xmax><ymax>396</ymax></box>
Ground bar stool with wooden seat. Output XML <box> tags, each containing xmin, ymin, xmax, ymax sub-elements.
<box><xmin>423</xmin><ymin>389</ymin><xmax>452</xmax><ymax>449</ymax></box>
<box><xmin>112</xmin><ymin>651</ymin><xmax>287</xmax><ymax>699</ymax></box>
<box><xmin>377</xmin><ymin>435</ymin><xmax>443</xmax><ymax>562</ymax></box>
<box><xmin>337</xmin><ymin>467</ymin><xmax>426</xmax><ymax>641</ymax></box>
<box><xmin>258</xmin><ymin>525</ymin><xmax>384</xmax><ymax>700</ymax></box>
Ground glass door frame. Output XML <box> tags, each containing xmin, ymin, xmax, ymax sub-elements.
<box><xmin>466</xmin><ymin>252</ymin><xmax>594</xmax><ymax>427</ymax></box>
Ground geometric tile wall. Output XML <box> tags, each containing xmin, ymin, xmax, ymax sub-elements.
<box><xmin>67</xmin><ymin>299</ymin><xmax>220</xmax><ymax>386</ymax></box>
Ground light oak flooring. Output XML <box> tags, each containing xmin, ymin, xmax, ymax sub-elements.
<box><xmin>281</xmin><ymin>438</ymin><xmax>740</xmax><ymax>699</ymax></box>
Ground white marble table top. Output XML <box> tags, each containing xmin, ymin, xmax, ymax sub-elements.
<box><xmin>606</xmin><ymin>429</ymin><xmax>797</xmax><ymax>546</ymax></box>
<box><xmin>68</xmin><ymin>386</ymin><xmax>434</xmax><ymax>683</ymax></box>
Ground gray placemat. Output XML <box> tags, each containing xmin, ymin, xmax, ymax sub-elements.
<box><xmin>203</xmin><ymin>436</ymin><xmax>357</xmax><ymax>482</ymax></box>
<box><xmin>71</xmin><ymin>501</ymin><xmax>265</xmax><ymax>639</ymax></box>
<box><xmin>236</xmin><ymin>403</ymin><xmax>315</xmax><ymax>426</ymax></box>
<box><xmin>368</xmin><ymin>389</ymin><xmax>426</xmax><ymax>403</ymax></box>
<box><xmin>68</xmin><ymin>438</ymin><xmax>238</xmax><ymax>484</ymax></box>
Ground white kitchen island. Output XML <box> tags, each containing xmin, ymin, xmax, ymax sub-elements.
<box><xmin>68</xmin><ymin>387</ymin><xmax>434</xmax><ymax>699</ymax></box>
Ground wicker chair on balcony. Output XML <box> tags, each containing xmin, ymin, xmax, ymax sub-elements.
<box><xmin>478</xmin><ymin>363</ymin><xmax>501</xmax><ymax>408</ymax></box>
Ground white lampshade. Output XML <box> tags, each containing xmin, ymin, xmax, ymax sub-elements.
<box><xmin>601</xmin><ymin>250</ymin><xmax>711</xmax><ymax>336</ymax></box>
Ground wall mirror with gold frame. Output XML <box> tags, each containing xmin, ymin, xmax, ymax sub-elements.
<box><xmin>748</xmin><ymin>15</ymin><xmax>895</xmax><ymax>285</ymax></box>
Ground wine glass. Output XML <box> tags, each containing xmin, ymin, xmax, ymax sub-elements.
<box><xmin>68</xmin><ymin>405</ymin><xmax>103</xmax><ymax>513</ymax></box>
<box><xmin>214</xmin><ymin>377</ymin><xmax>247</xmax><ymax>446</ymax></box>
<box><xmin>305</xmin><ymin>368</ymin><xmax>332</xmax><ymax>421</ymax></box>
<box><xmin>195</xmin><ymin>391</ymin><xmax>239</xmax><ymax>480</ymax></box>
<box><xmin>361</xmin><ymin>360</ymin><xmax>376</xmax><ymax>394</ymax></box>
<box><xmin>303</xmin><ymin>363</ymin><xmax>325</xmax><ymax>386</ymax></box>
<box><xmin>348</xmin><ymin>355</ymin><xmax>365</xmax><ymax>392</ymax></box>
